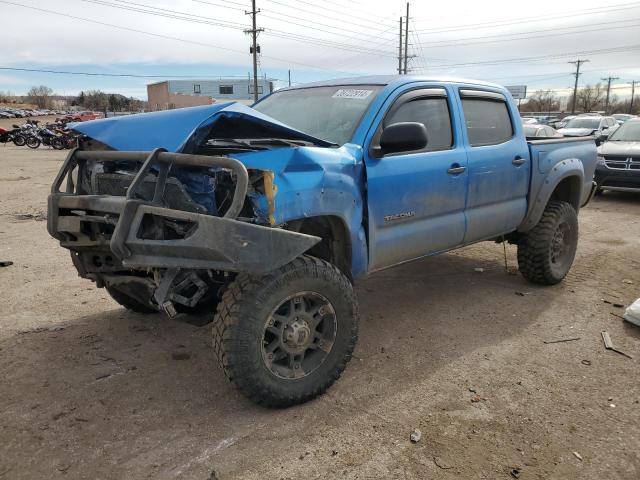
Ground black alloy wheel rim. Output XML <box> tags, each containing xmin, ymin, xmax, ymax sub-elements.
<box><xmin>261</xmin><ymin>291</ymin><xmax>337</xmax><ymax>380</ymax></box>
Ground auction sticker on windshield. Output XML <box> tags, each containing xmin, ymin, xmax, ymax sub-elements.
<box><xmin>332</xmin><ymin>89</ymin><xmax>373</xmax><ymax>99</ymax></box>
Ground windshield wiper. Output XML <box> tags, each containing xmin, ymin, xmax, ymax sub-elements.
<box><xmin>205</xmin><ymin>138</ymin><xmax>268</xmax><ymax>150</ymax></box>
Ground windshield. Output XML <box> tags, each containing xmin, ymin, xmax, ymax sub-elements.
<box><xmin>564</xmin><ymin>118</ymin><xmax>600</xmax><ymax>129</ymax></box>
<box><xmin>523</xmin><ymin>125</ymin><xmax>539</xmax><ymax>136</ymax></box>
<box><xmin>608</xmin><ymin>121</ymin><xmax>640</xmax><ymax>141</ymax></box>
<box><xmin>253</xmin><ymin>85</ymin><xmax>383</xmax><ymax>145</ymax></box>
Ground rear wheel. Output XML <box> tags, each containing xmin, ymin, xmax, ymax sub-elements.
<box><xmin>13</xmin><ymin>134</ymin><xmax>26</xmax><ymax>147</ymax></box>
<box><xmin>517</xmin><ymin>200</ymin><xmax>578</xmax><ymax>285</ymax></box>
<box><xmin>212</xmin><ymin>255</ymin><xmax>359</xmax><ymax>407</ymax></box>
<box><xmin>52</xmin><ymin>137</ymin><xmax>65</xmax><ymax>150</ymax></box>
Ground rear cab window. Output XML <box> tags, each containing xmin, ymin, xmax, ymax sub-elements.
<box><xmin>459</xmin><ymin>89</ymin><xmax>514</xmax><ymax>146</ymax></box>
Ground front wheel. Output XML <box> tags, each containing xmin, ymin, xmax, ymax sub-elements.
<box><xmin>517</xmin><ymin>200</ymin><xmax>578</xmax><ymax>285</ymax></box>
<box><xmin>213</xmin><ymin>256</ymin><xmax>359</xmax><ymax>407</ymax></box>
<box><xmin>25</xmin><ymin>136</ymin><xmax>40</xmax><ymax>149</ymax></box>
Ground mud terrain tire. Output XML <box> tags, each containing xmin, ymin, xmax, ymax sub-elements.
<box><xmin>212</xmin><ymin>255</ymin><xmax>358</xmax><ymax>407</ymax></box>
<box><xmin>518</xmin><ymin>200</ymin><xmax>578</xmax><ymax>285</ymax></box>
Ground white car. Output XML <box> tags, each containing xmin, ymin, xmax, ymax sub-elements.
<box><xmin>558</xmin><ymin>116</ymin><xmax>619</xmax><ymax>143</ymax></box>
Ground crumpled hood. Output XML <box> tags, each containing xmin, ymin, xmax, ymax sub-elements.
<box><xmin>558</xmin><ymin>127</ymin><xmax>597</xmax><ymax>137</ymax></box>
<box><xmin>71</xmin><ymin>102</ymin><xmax>333</xmax><ymax>152</ymax></box>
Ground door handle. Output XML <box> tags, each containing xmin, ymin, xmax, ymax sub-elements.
<box><xmin>447</xmin><ymin>165</ymin><xmax>466</xmax><ymax>174</ymax></box>
<box><xmin>512</xmin><ymin>157</ymin><xmax>526</xmax><ymax>166</ymax></box>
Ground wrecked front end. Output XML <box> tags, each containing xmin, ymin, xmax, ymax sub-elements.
<box><xmin>47</xmin><ymin>104</ymin><xmax>331</xmax><ymax>315</ymax></box>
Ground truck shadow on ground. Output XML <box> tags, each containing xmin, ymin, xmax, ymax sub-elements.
<box><xmin>594</xmin><ymin>190</ymin><xmax>640</xmax><ymax>206</ymax></box>
<box><xmin>0</xmin><ymin>249</ymin><xmax>563</xmax><ymax>477</ymax></box>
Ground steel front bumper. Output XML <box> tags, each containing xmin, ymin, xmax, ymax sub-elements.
<box><xmin>48</xmin><ymin>149</ymin><xmax>320</xmax><ymax>274</ymax></box>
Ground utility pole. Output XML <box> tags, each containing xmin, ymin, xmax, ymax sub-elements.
<box><xmin>601</xmin><ymin>76</ymin><xmax>619</xmax><ymax>114</ymax></box>
<box><xmin>288</xmin><ymin>69</ymin><xmax>291</xmax><ymax>87</ymax></box>
<box><xmin>398</xmin><ymin>16</ymin><xmax>403</xmax><ymax>75</ymax></box>
<box><xmin>569</xmin><ymin>59</ymin><xmax>589</xmax><ymax>114</ymax></box>
<box><xmin>628</xmin><ymin>80</ymin><xmax>637</xmax><ymax>114</ymax></box>
<box><xmin>403</xmin><ymin>3</ymin><xmax>409</xmax><ymax>74</ymax></box>
<box><xmin>245</xmin><ymin>0</ymin><xmax>263</xmax><ymax>103</ymax></box>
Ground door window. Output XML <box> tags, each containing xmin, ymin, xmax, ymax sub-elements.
<box><xmin>383</xmin><ymin>95</ymin><xmax>453</xmax><ymax>153</ymax></box>
<box><xmin>461</xmin><ymin>97</ymin><xmax>513</xmax><ymax>146</ymax></box>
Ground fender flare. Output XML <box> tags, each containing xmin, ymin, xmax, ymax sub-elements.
<box><xmin>518</xmin><ymin>158</ymin><xmax>584</xmax><ymax>232</ymax></box>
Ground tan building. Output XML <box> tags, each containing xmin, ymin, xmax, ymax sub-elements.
<box><xmin>147</xmin><ymin>78</ymin><xmax>275</xmax><ymax>111</ymax></box>
<box><xmin>147</xmin><ymin>81</ymin><xmax>214</xmax><ymax>111</ymax></box>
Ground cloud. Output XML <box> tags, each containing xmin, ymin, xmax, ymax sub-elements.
<box><xmin>1</xmin><ymin>0</ymin><xmax>638</xmax><ymax>96</ymax></box>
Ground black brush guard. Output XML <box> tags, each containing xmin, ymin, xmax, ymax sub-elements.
<box><xmin>48</xmin><ymin>148</ymin><xmax>320</xmax><ymax>274</ymax></box>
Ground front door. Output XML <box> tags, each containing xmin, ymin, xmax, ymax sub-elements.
<box><xmin>364</xmin><ymin>86</ymin><xmax>469</xmax><ymax>271</ymax></box>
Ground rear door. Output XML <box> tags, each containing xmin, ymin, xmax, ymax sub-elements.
<box><xmin>458</xmin><ymin>89</ymin><xmax>530</xmax><ymax>244</ymax></box>
<box><xmin>364</xmin><ymin>85</ymin><xmax>468</xmax><ymax>271</ymax></box>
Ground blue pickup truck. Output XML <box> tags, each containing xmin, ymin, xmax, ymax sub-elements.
<box><xmin>48</xmin><ymin>76</ymin><xmax>597</xmax><ymax>406</ymax></box>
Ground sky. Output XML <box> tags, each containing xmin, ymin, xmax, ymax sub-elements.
<box><xmin>0</xmin><ymin>0</ymin><xmax>639</xmax><ymax>100</ymax></box>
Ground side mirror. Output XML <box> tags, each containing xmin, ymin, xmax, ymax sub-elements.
<box><xmin>379</xmin><ymin>122</ymin><xmax>428</xmax><ymax>155</ymax></box>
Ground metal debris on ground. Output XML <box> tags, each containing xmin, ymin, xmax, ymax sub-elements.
<box><xmin>543</xmin><ymin>337</ymin><xmax>581</xmax><ymax>344</ymax></box>
<box><xmin>610</xmin><ymin>312</ymin><xmax>626</xmax><ymax>320</ymax></box>
<box><xmin>409</xmin><ymin>429</ymin><xmax>422</xmax><ymax>443</ymax></box>
<box><xmin>474</xmin><ymin>268</ymin><xmax>484</xmax><ymax>273</ymax></box>
<box><xmin>601</xmin><ymin>331</ymin><xmax>633</xmax><ymax>359</ymax></box>
<box><xmin>471</xmin><ymin>394</ymin><xmax>482</xmax><ymax>403</ymax></box>
<box><xmin>515</xmin><ymin>291</ymin><xmax>531</xmax><ymax>296</ymax></box>
<box><xmin>0</xmin><ymin>261</ymin><xmax>13</xmax><ymax>267</ymax></box>
<box><xmin>573</xmin><ymin>451</ymin><xmax>583</xmax><ymax>461</ymax></box>
<box><xmin>581</xmin><ymin>359</ymin><xmax>592</xmax><ymax>366</ymax></box>
<box><xmin>13</xmin><ymin>212</ymin><xmax>46</xmax><ymax>221</ymax></box>
<box><xmin>622</xmin><ymin>279</ymin><xmax>633</xmax><ymax>284</ymax></box>
<box><xmin>510</xmin><ymin>468</ymin><xmax>521</xmax><ymax>478</ymax></box>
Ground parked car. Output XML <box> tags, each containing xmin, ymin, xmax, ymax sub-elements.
<box><xmin>595</xmin><ymin>118</ymin><xmax>640</xmax><ymax>194</ymax></box>
<box><xmin>0</xmin><ymin>110</ymin><xmax>15</xmax><ymax>119</ymax></box>
<box><xmin>523</xmin><ymin>124</ymin><xmax>563</xmax><ymax>138</ymax></box>
<box><xmin>558</xmin><ymin>115</ymin><xmax>618</xmax><ymax>144</ymax></box>
<box><xmin>557</xmin><ymin>115</ymin><xmax>577</xmax><ymax>129</ymax></box>
<box><xmin>63</xmin><ymin>111</ymin><xmax>105</xmax><ymax>122</ymax></box>
<box><xmin>612</xmin><ymin>113</ymin><xmax>636</xmax><ymax>125</ymax></box>
<box><xmin>47</xmin><ymin>76</ymin><xmax>597</xmax><ymax>406</ymax></box>
<box><xmin>521</xmin><ymin>117</ymin><xmax>539</xmax><ymax>124</ymax></box>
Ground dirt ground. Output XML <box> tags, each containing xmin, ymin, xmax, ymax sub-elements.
<box><xmin>0</xmin><ymin>144</ymin><xmax>638</xmax><ymax>480</ymax></box>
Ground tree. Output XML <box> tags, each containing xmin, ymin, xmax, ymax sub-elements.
<box><xmin>27</xmin><ymin>85</ymin><xmax>54</xmax><ymax>109</ymax></box>
<box><xmin>83</xmin><ymin>90</ymin><xmax>109</xmax><ymax>111</ymax></box>
<box><xmin>521</xmin><ymin>89</ymin><xmax>560</xmax><ymax>113</ymax></box>
<box><xmin>566</xmin><ymin>83</ymin><xmax>605</xmax><ymax>113</ymax></box>
<box><xmin>0</xmin><ymin>90</ymin><xmax>16</xmax><ymax>103</ymax></box>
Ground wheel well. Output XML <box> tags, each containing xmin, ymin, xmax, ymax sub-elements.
<box><xmin>287</xmin><ymin>216</ymin><xmax>352</xmax><ymax>280</ymax></box>
<box><xmin>549</xmin><ymin>176</ymin><xmax>581</xmax><ymax>211</ymax></box>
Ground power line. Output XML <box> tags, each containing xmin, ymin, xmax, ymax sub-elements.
<box><xmin>601</xmin><ymin>76</ymin><xmax>620</xmax><ymax>113</ymax></box>
<box><xmin>245</xmin><ymin>0</ymin><xmax>263</xmax><ymax>103</ymax></box>
<box><xmin>403</xmin><ymin>3</ymin><xmax>409</xmax><ymax>74</ymax></box>
<box><xmin>414</xmin><ymin>18</ymin><xmax>640</xmax><ymax>49</ymax></box>
<box><xmin>569</xmin><ymin>59</ymin><xmax>589</xmax><ymax>114</ymax></box>
<box><xmin>413</xmin><ymin>1</ymin><xmax>640</xmax><ymax>33</ymax></box>
<box><xmin>256</xmin><ymin>0</ymin><xmax>396</xmax><ymax>36</ymax></box>
<box><xmin>80</xmin><ymin>0</ymin><xmax>398</xmax><ymax>57</ymax></box>
<box><xmin>0</xmin><ymin>1</ymin><xmax>363</xmax><ymax>75</ymax></box>
<box><xmin>423</xmin><ymin>44</ymin><xmax>640</xmax><ymax>70</ymax></box>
